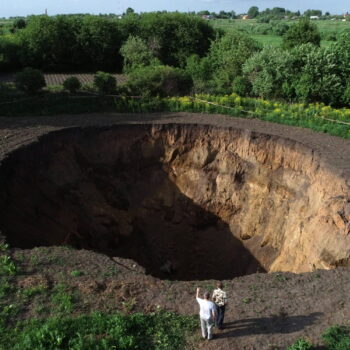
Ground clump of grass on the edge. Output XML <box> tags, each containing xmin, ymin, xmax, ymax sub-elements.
<box><xmin>322</xmin><ymin>325</ymin><xmax>350</xmax><ymax>350</ymax></box>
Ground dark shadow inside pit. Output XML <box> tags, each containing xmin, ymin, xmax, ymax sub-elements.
<box><xmin>0</xmin><ymin>126</ymin><xmax>264</xmax><ymax>280</ymax></box>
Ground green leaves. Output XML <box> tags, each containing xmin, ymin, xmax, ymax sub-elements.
<box><xmin>2</xmin><ymin>311</ymin><xmax>197</xmax><ymax>350</ymax></box>
<box><xmin>282</xmin><ymin>18</ymin><xmax>321</xmax><ymax>49</ymax></box>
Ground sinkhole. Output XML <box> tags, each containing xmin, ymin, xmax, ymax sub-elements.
<box><xmin>0</xmin><ymin>123</ymin><xmax>349</xmax><ymax>280</ymax></box>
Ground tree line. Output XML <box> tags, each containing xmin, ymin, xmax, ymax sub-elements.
<box><xmin>2</xmin><ymin>12</ymin><xmax>350</xmax><ymax>107</ymax></box>
<box><xmin>0</xmin><ymin>13</ymin><xmax>216</xmax><ymax>72</ymax></box>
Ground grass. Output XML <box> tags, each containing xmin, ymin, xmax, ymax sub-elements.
<box><xmin>0</xmin><ymin>90</ymin><xmax>349</xmax><ymax>139</ymax></box>
<box><xmin>0</xmin><ymin>310</ymin><xmax>197</xmax><ymax>350</ymax></box>
<box><xmin>51</xmin><ymin>283</ymin><xmax>76</xmax><ymax>313</ymax></box>
<box><xmin>212</xmin><ymin>19</ymin><xmax>350</xmax><ymax>47</ymax></box>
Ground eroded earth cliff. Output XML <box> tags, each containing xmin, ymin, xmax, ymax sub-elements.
<box><xmin>0</xmin><ymin>120</ymin><xmax>349</xmax><ymax>280</ymax></box>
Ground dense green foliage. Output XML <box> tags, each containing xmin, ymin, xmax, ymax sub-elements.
<box><xmin>287</xmin><ymin>338</ymin><xmax>314</xmax><ymax>350</ymax></box>
<box><xmin>93</xmin><ymin>72</ymin><xmax>117</xmax><ymax>94</ymax></box>
<box><xmin>14</xmin><ymin>68</ymin><xmax>46</xmax><ymax>93</ymax></box>
<box><xmin>287</xmin><ymin>325</ymin><xmax>350</xmax><ymax>350</ymax></box>
<box><xmin>243</xmin><ymin>40</ymin><xmax>350</xmax><ymax>105</ymax></box>
<box><xmin>0</xmin><ymin>311</ymin><xmax>197</xmax><ymax>350</ymax></box>
<box><xmin>0</xmin><ymin>13</ymin><xmax>216</xmax><ymax>72</ymax></box>
<box><xmin>63</xmin><ymin>77</ymin><xmax>81</xmax><ymax>93</ymax></box>
<box><xmin>322</xmin><ymin>325</ymin><xmax>350</xmax><ymax>350</ymax></box>
<box><xmin>127</xmin><ymin>65</ymin><xmax>193</xmax><ymax>97</ymax></box>
<box><xmin>120</xmin><ymin>36</ymin><xmax>159</xmax><ymax>72</ymax></box>
<box><xmin>282</xmin><ymin>19</ymin><xmax>321</xmax><ymax>49</ymax></box>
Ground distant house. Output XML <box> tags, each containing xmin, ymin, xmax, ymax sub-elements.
<box><xmin>310</xmin><ymin>16</ymin><xmax>319</xmax><ymax>20</ymax></box>
<box><xmin>201</xmin><ymin>15</ymin><xmax>213</xmax><ymax>20</ymax></box>
<box><xmin>242</xmin><ymin>15</ymin><xmax>250</xmax><ymax>20</ymax></box>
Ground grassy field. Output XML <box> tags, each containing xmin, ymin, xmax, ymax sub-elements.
<box><xmin>212</xmin><ymin>18</ymin><xmax>350</xmax><ymax>47</ymax></box>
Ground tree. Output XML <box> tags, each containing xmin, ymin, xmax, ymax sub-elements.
<box><xmin>185</xmin><ymin>54</ymin><xmax>215</xmax><ymax>93</ymax></box>
<box><xmin>12</xmin><ymin>18</ymin><xmax>26</xmax><ymax>31</ymax></box>
<box><xmin>282</xmin><ymin>18</ymin><xmax>321</xmax><ymax>49</ymax></box>
<box><xmin>63</xmin><ymin>76</ymin><xmax>81</xmax><ymax>93</ymax></box>
<box><xmin>93</xmin><ymin>72</ymin><xmax>117</xmax><ymax>94</ymax></box>
<box><xmin>125</xmin><ymin>8</ymin><xmax>135</xmax><ymax>16</ymax></box>
<box><xmin>247</xmin><ymin>6</ymin><xmax>259</xmax><ymax>19</ymax></box>
<box><xmin>120</xmin><ymin>36</ymin><xmax>159</xmax><ymax>72</ymax></box>
<box><xmin>127</xmin><ymin>65</ymin><xmax>193</xmax><ymax>97</ymax></box>
<box><xmin>14</xmin><ymin>67</ymin><xmax>46</xmax><ymax>94</ymax></box>
<box><xmin>304</xmin><ymin>9</ymin><xmax>322</xmax><ymax>17</ymax></box>
<box><xmin>243</xmin><ymin>46</ymin><xmax>290</xmax><ymax>99</ymax></box>
<box><xmin>209</xmin><ymin>31</ymin><xmax>260</xmax><ymax>92</ymax></box>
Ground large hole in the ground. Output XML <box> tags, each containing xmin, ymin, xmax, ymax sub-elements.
<box><xmin>0</xmin><ymin>124</ymin><xmax>349</xmax><ymax>280</ymax></box>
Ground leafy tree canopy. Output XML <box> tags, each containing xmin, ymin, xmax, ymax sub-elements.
<box><xmin>282</xmin><ymin>18</ymin><xmax>321</xmax><ymax>49</ymax></box>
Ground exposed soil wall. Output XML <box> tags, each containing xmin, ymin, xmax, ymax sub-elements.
<box><xmin>0</xmin><ymin>123</ymin><xmax>349</xmax><ymax>280</ymax></box>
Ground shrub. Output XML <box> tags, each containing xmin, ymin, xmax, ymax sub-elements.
<box><xmin>282</xmin><ymin>19</ymin><xmax>321</xmax><ymax>49</ymax></box>
<box><xmin>322</xmin><ymin>325</ymin><xmax>350</xmax><ymax>350</ymax></box>
<box><xmin>232</xmin><ymin>76</ymin><xmax>252</xmax><ymax>96</ymax></box>
<box><xmin>287</xmin><ymin>338</ymin><xmax>314</xmax><ymax>350</ymax></box>
<box><xmin>63</xmin><ymin>77</ymin><xmax>81</xmax><ymax>93</ymax></box>
<box><xmin>14</xmin><ymin>67</ymin><xmax>46</xmax><ymax>94</ymax></box>
<box><xmin>120</xmin><ymin>36</ymin><xmax>159</xmax><ymax>73</ymax></box>
<box><xmin>208</xmin><ymin>30</ymin><xmax>260</xmax><ymax>93</ymax></box>
<box><xmin>93</xmin><ymin>71</ymin><xmax>117</xmax><ymax>94</ymax></box>
<box><xmin>127</xmin><ymin>65</ymin><xmax>193</xmax><ymax>97</ymax></box>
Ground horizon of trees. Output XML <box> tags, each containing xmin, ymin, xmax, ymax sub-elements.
<box><xmin>1</xmin><ymin>6</ymin><xmax>349</xmax><ymax>21</ymax></box>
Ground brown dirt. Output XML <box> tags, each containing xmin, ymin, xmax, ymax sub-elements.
<box><xmin>0</xmin><ymin>112</ymin><xmax>349</xmax><ymax>349</ymax></box>
<box><xmin>7</xmin><ymin>246</ymin><xmax>350</xmax><ymax>350</ymax></box>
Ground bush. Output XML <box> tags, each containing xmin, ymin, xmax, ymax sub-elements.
<box><xmin>0</xmin><ymin>311</ymin><xmax>197</xmax><ymax>350</ymax></box>
<box><xmin>322</xmin><ymin>325</ymin><xmax>350</xmax><ymax>350</ymax></box>
<box><xmin>127</xmin><ymin>65</ymin><xmax>193</xmax><ymax>97</ymax></box>
<box><xmin>287</xmin><ymin>338</ymin><xmax>314</xmax><ymax>350</ymax></box>
<box><xmin>93</xmin><ymin>71</ymin><xmax>117</xmax><ymax>94</ymax></box>
<box><xmin>282</xmin><ymin>19</ymin><xmax>321</xmax><ymax>49</ymax></box>
<box><xmin>14</xmin><ymin>67</ymin><xmax>46</xmax><ymax>94</ymax></box>
<box><xmin>63</xmin><ymin>77</ymin><xmax>81</xmax><ymax>93</ymax></box>
<box><xmin>120</xmin><ymin>36</ymin><xmax>159</xmax><ymax>73</ymax></box>
<box><xmin>208</xmin><ymin>30</ymin><xmax>260</xmax><ymax>93</ymax></box>
<box><xmin>232</xmin><ymin>76</ymin><xmax>251</xmax><ymax>96</ymax></box>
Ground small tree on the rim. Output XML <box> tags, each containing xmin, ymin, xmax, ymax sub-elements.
<box><xmin>14</xmin><ymin>68</ymin><xmax>46</xmax><ymax>94</ymax></box>
<box><xmin>93</xmin><ymin>72</ymin><xmax>117</xmax><ymax>94</ymax></box>
<box><xmin>63</xmin><ymin>77</ymin><xmax>81</xmax><ymax>93</ymax></box>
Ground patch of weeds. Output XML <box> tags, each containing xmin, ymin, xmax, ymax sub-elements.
<box><xmin>13</xmin><ymin>253</ymin><xmax>25</xmax><ymax>263</ymax></box>
<box><xmin>70</xmin><ymin>270</ymin><xmax>84</xmax><ymax>277</ymax></box>
<box><xmin>0</xmin><ymin>255</ymin><xmax>17</xmax><ymax>276</ymax></box>
<box><xmin>0</xmin><ymin>242</ymin><xmax>9</xmax><ymax>252</ymax></box>
<box><xmin>0</xmin><ymin>278</ymin><xmax>12</xmax><ymax>299</ymax></box>
<box><xmin>51</xmin><ymin>283</ymin><xmax>76</xmax><ymax>313</ymax></box>
<box><xmin>29</xmin><ymin>254</ymin><xmax>40</xmax><ymax>266</ymax></box>
<box><xmin>287</xmin><ymin>338</ymin><xmax>314</xmax><ymax>350</ymax></box>
<box><xmin>0</xmin><ymin>310</ymin><xmax>198</xmax><ymax>350</ymax></box>
<box><xmin>322</xmin><ymin>325</ymin><xmax>350</xmax><ymax>350</ymax></box>
<box><xmin>200</xmin><ymin>282</ymin><xmax>216</xmax><ymax>292</ymax></box>
<box><xmin>274</xmin><ymin>273</ymin><xmax>288</xmax><ymax>283</ymax></box>
<box><xmin>21</xmin><ymin>285</ymin><xmax>47</xmax><ymax>298</ymax></box>
<box><xmin>103</xmin><ymin>266</ymin><xmax>118</xmax><ymax>277</ymax></box>
<box><xmin>48</xmin><ymin>255</ymin><xmax>65</xmax><ymax>265</ymax></box>
<box><xmin>0</xmin><ymin>304</ymin><xmax>18</xmax><ymax>328</ymax></box>
<box><xmin>34</xmin><ymin>304</ymin><xmax>49</xmax><ymax>315</ymax></box>
<box><xmin>242</xmin><ymin>297</ymin><xmax>252</xmax><ymax>304</ymax></box>
<box><xmin>121</xmin><ymin>297</ymin><xmax>137</xmax><ymax>314</ymax></box>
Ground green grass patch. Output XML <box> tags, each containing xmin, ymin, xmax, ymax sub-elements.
<box><xmin>0</xmin><ymin>310</ymin><xmax>197</xmax><ymax>350</ymax></box>
<box><xmin>322</xmin><ymin>325</ymin><xmax>350</xmax><ymax>350</ymax></box>
<box><xmin>51</xmin><ymin>283</ymin><xmax>76</xmax><ymax>313</ymax></box>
